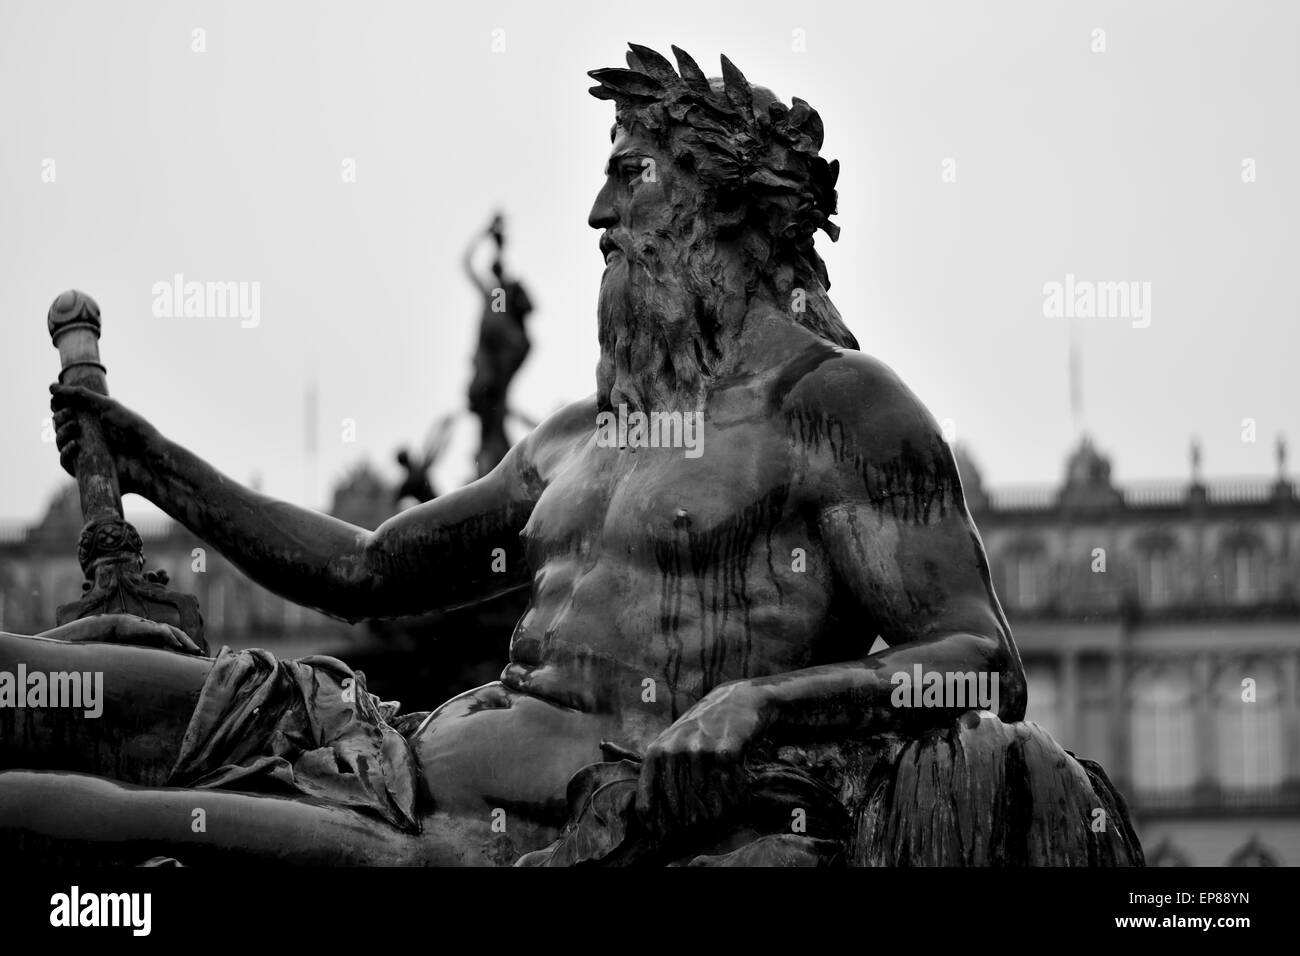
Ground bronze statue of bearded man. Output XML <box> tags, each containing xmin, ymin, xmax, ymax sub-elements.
<box><xmin>0</xmin><ymin>44</ymin><xmax>1141</xmax><ymax>867</ymax></box>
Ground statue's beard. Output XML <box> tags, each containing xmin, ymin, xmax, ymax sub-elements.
<box><xmin>596</xmin><ymin>232</ymin><xmax>724</xmax><ymax>415</ymax></box>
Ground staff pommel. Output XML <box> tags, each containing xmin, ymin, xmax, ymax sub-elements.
<box><xmin>48</xmin><ymin>289</ymin><xmax>102</xmax><ymax>342</ymax></box>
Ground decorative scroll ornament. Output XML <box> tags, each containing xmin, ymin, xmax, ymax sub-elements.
<box><xmin>76</xmin><ymin>515</ymin><xmax>145</xmax><ymax>575</ymax></box>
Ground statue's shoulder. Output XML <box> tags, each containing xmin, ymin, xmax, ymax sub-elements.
<box><xmin>538</xmin><ymin>394</ymin><xmax>599</xmax><ymax>436</ymax></box>
<box><xmin>776</xmin><ymin>344</ymin><xmax>933</xmax><ymax>435</ymax></box>
<box><xmin>774</xmin><ymin>341</ymin><xmax>955</xmax><ymax>496</ymax></box>
<box><xmin>518</xmin><ymin>395</ymin><xmax>599</xmax><ymax>471</ymax></box>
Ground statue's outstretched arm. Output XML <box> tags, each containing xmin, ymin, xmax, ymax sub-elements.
<box><xmin>50</xmin><ymin>385</ymin><xmax>541</xmax><ymax>623</ymax></box>
<box><xmin>462</xmin><ymin>230</ymin><xmax>491</xmax><ymax>297</ymax></box>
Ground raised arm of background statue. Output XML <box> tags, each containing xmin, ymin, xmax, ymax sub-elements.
<box><xmin>49</xmin><ymin>384</ymin><xmax>539</xmax><ymax>623</ymax></box>
<box><xmin>462</xmin><ymin>229</ymin><xmax>491</xmax><ymax>297</ymax></box>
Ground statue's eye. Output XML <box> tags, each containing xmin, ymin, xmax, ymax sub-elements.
<box><xmin>620</xmin><ymin>160</ymin><xmax>647</xmax><ymax>185</ymax></box>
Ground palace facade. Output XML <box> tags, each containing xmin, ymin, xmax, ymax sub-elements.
<box><xmin>962</xmin><ymin>437</ymin><xmax>1298</xmax><ymax>866</ymax></box>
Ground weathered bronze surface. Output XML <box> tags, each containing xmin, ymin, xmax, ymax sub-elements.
<box><xmin>0</xmin><ymin>45</ymin><xmax>1140</xmax><ymax>866</ymax></box>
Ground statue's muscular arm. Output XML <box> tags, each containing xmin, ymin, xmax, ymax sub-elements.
<box><xmin>636</xmin><ymin>353</ymin><xmax>1027</xmax><ymax>835</ymax></box>
<box><xmin>749</xmin><ymin>352</ymin><xmax>1028</xmax><ymax>737</ymax></box>
<box><xmin>50</xmin><ymin>386</ymin><xmax>590</xmax><ymax>624</ymax></box>
<box><xmin>145</xmin><ymin>437</ymin><xmax>536</xmax><ymax>622</ymax></box>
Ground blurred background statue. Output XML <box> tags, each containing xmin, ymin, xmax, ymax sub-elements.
<box><xmin>393</xmin><ymin>413</ymin><xmax>455</xmax><ymax>509</ymax></box>
<box><xmin>464</xmin><ymin>213</ymin><xmax>534</xmax><ymax>478</ymax></box>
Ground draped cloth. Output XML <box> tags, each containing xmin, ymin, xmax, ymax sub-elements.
<box><xmin>167</xmin><ymin>647</ymin><xmax>422</xmax><ymax>833</ymax></box>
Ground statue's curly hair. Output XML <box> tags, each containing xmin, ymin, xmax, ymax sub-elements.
<box><xmin>589</xmin><ymin>44</ymin><xmax>842</xmax><ymax>293</ymax></box>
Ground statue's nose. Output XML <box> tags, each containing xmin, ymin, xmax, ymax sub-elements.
<box><xmin>587</xmin><ymin>182</ymin><xmax>618</xmax><ymax>231</ymax></box>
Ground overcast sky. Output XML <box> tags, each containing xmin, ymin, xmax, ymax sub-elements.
<box><xmin>2</xmin><ymin>0</ymin><xmax>1296</xmax><ymax>523</ymax></box>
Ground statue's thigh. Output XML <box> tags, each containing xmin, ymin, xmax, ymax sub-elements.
<box><xmin>0</xmin><ymin>632</ymin><xmax>211</xmax><ymax>784</ymax></box>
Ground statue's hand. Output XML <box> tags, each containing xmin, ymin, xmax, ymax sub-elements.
<box><xmin>49</xmin><ymin>384</ymin><xmax>161</xmax><ymax>495</ymax></box>
<box><xmin>41</xmin><ymin>613</ymin><xmax>205</xmax><ymax>655</ymax></box>
<box><xmin>635</xmin><ymin>680</ymin><xmax>770</xmax><ymax>839</ymax></box>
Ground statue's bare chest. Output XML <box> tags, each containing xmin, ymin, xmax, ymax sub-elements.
<box><xmin>523</xmin><ymin>426</ymin><xmax>797</xmax><ymax>564</ymax></box>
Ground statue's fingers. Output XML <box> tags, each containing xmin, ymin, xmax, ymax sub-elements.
<box><xmin>49</xmin><ymin>383</ymin><xmax>82</xmax><ymax>408</ymax></box>
<box><xmin>646</xmin><ymin>775</ymin><xmax>673</xmax><ymax>836</ymax></box>
<box><xmin>694</xmin><ymin>750</ymin><xmax>729</xmax><ymax>824</ymax></box>
<box><xmin>163</xmin><ymin>624</ymin><xmax>202</xmax><ymax>655</ymax></box>
<box><xmin>115</xmin><ymin>617</ymin><xmax>189</xmax><ymax>652</ymax></box>
<box><xmin>635</xmin><ymin>748</ymin><xmax>665</xmax><ymax>829</ymax></box>
<box><xmin>49</xmin><ymin>383</ymin><xmax>106</xmax><ymax>412</ymax></box>
<box><xmin>113</xmin><ymin>616</ymin><xmax>157</xmax><ymax>642</ymax></box>
<box><xmin>599</xmin><ymin>740</ymin><xmax>643</xmax><ymax>763</ymax></box>
<box><xmin>681</xmin><ymin>749</ymin><xmax>710</xmax><ymax>824</ymax></box>
<box><xmin>55</xmin><ymin>419</ymin><xmax>80</xmax><ymax>447</ymax></box>
<box><xmin>714</xmin><ymin>758</ymin><xmax>745</xmax><ymax>820</ymax></box>
<box><xmin>698</xmin><ymin>752</ymin><xmax>734</xmax><ymax>821</ymax></box>
<box><xmin>59</xmin><ymin>440</ymin><xmax>80</xmax><ymax>474</ymax></box>
<box><xmin>666</xmin><ymin>755</ymin><xmax>692</xmax><ymax>827</ymax></box>
<box><xmin>52</xmin><ymin>407</ymin><xmax>75</xmax><ymax>427</ymax></box>
<box><xmin>702</xmin><ymin>772</ymin><xmax>729</xmax><ymax>822</ymax></box>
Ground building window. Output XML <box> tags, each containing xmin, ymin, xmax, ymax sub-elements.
<box><xmin>1137</xmin><ymin>547</ymin><xmax>1176</xmax><ymax>608</ymax></box>
<box><xmin>228</xmin><ymin>581</ymin><xmax>250</xmax><ymax>631</ymax></box>
<box><xmin>1023</xmin><ymin>665</ymin><xmax>1062</xmax><ymax>742</ymax></box>
<box><xmin>56</xmin><ymin>571</ymin><xmax>83</xmax><ymax>606</ymax></box>
<box><xmin>1216</xmin><ymin>664</ymin><xmax>1283</xmax><ymax>791</ymax></box>
<box><xmin>1003</xmin><ymin>544</ymin><xmax>1048</xmax><ymax>610</ymax></box>
<box><xmin>1077</xmin><ymin>658</ymin><xmax>1113</xmax><ymax>767</ymax></box>
<box><xmin>1222</xmin><ymin>538</ymin><xmax>1265</xmax><ymax>605</ymax></box>
<box><xmin>207</xmin><ymin>579</ymin><xmax>225</xmax><ymax>631</ymax></box>
<box><xmin>1129</xmin><ymin>666</ymin><xmax>1195</xmax><ymax>793</ymax></box>
<box><xmin>252</xmin><ymin>586</ymin><xmax>275</xmax><ymax>630</ymax></box>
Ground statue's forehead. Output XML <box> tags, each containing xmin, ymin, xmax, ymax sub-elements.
<box><xmin>607</xmin><ymin>123</ymin><xmax>651</xmax><ymax>155</ymax></box>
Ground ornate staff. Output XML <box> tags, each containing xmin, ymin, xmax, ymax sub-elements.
<box><xmin>47</xmin><ymin>289</ymin><xmax>206</xmax><ymax>650</ymax></box>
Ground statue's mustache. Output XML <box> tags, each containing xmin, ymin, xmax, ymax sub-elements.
<box><xmin>599</xmin><ymin>232</ymin><xmax>623</xmax><ymax>260</ymax></box>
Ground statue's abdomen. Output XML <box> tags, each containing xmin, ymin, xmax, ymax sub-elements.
<box><xmin>408</xmin><ymin>681</ymin><xmax>608</xmax><ymax>826</ymax></box>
